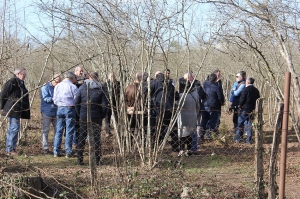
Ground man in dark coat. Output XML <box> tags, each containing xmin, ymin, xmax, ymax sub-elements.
<box><xmin>150</xmin><ymin>72</ymin><xmax>179</xmax><ymax>150</ymax></box>
<box><xmin>75</xmin><ymin>72</ymin><xmax>108</xmax><ymax>165</ymax></box>
<box><xmin>235</xmin><ymin>77</ymin><xmax>260</xmax><ymax>144</ymax></box>
<box><xmin>200</xmin><ymin>73</ymin><xmax>225</xmax><ymax>140</ymax></box>
<box><xmin>0</xmin><ymin>68</ymin><xmax>30</xmax><ymax>155</ymax></box>
<box><xmin>73</xmin><ymin>65</ymin><xmax>85</xmax><ymax>146</ymax></box>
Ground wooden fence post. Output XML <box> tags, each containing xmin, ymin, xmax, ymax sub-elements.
<box><xmin>255</xmin><ymin>98</ymin><xmax>265</xmax><ymax>198</ymax></box>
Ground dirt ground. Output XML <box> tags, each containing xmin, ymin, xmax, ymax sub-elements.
<box><xmin>0</xmin><ymin>109</ymin><xmax>300</xmax><ymax>198</ymax></box>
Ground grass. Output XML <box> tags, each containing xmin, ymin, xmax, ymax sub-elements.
<box><xmin>3</xmin><ymin>148</ymin><xmax>257</xmax><ymax>198</ymax></box>
<box><xmin>1</xmin><ymin>111</ymin><xmax>299</xmax><ymax>198</ymax></box>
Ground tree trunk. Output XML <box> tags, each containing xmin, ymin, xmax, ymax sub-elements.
<box><xmin>274</xmin><ymin>31</ymin><xmax>300</xmax><ymax>144</ymax></box>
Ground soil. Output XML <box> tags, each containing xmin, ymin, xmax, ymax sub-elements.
<box><xmin>0</xmin><ymin>110</ymin><xmax>299</xmax><ymax>198</ymax></box>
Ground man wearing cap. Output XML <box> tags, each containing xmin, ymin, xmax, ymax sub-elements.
<box><xmin>229</xmin><ymin>72</ymin><xmax>246</xmax><ymax>130</ymax></box>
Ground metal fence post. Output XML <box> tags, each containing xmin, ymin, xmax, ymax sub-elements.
<box><xmin>279</xmin><ymin>72</ymin><xmax>291</xmax><ymax>199</ymax></box>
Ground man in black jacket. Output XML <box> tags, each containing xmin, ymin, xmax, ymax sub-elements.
<box><xmin>75</xmin><ymin>72</ymin><xmax>108</xmax><ymax>165</ymax></box>
<box><xmin>0</xmin><ymin>68</ymin><xmax>30</xmax><ymax>156</ymax></box>
<box><xmin>151</xmin><ymin>72</ymin><xmax>179</xmax><ymax>150</ymax></box>
<box><xmin>235</xmin><ymin>77</ymin><xmax>260</xmax><ymax>144</ymax></box>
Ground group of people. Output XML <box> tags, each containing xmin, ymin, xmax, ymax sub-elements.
<box><xmin>123</xmin><ymin>69</ymin><xmax>260</xmax><ymax>156</ymax></box>
<box><xmin>0</xmin><ymin>66</ymin><xmax>260</xmax><ymax>164</ymax></box>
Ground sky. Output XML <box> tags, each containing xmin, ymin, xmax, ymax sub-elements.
<box><xmin>2</xmin><ymin>0</ymin><xmax>50</xmax><ymax>42</ymax></box>
<box><xmin>5</xmin><ymin>0</ymin><xmax>212</xmax><ymax>44</ymax></box>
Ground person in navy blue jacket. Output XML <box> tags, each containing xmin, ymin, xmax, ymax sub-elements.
<box><xmin>200</xmin><ymin>73</ymin><xmax>224</xmax><ymax>140</ymax></box>
<box><xmin>74</xmin><ymin>72</ymin><xmax>108</xmax><ymax>166</ymax></box>
<box><xmin>40</xmin><ymin>74</ymin><xmax>61</xmax><ymax>154</ymax></box>
<box><xmin>150</xmin><ymin>72</ymin><xmax>179</xmax><ymax>150</ymax></box>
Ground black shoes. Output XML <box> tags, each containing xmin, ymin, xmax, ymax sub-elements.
<box><xmin>43</xmin><ymin>149</ymin><xmax>51</xmax><ymax>155</ymax></box>
<box><xmin>76</xmin><ymin>160</ymin><xmax>103</xmax><ymax>166</ymax></box>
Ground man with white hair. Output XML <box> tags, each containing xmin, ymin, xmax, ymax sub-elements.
<box><xmin>0</xmin><ymin>67</ymin><xmax>30</xmax><ymax>156</ymax></box>
<box><xmin>74</xmin><ymin>65</ymin><xmax>85</xmax><ymax>87</ymax></box>
<box><xmin>53</xmin><ymin>71</ymin><xmax>78</xmax><ymax>158</ymax></box>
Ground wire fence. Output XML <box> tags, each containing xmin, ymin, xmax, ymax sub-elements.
<box><xmin>1</xmin><ymin>100</ymin><xmax>299</xmax><ymax>198</ymax></box>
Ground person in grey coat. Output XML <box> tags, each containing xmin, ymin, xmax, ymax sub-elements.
<box><xmin>177</xmin><ymin>78</ymin><xmax>199</xmax><ymax>156</ymax></box>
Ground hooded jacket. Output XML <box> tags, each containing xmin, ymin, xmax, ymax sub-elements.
<box><xmin>75</xmin><ymin>79</ymin><xmax>108</xmax><ymax>119</ymax></box>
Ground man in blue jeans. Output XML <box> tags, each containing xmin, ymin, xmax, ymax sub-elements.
<box><xmin>53</xmin><ymin>71</ymin><xmax>78</xmax><ymax>158</ymax></box>
<box><xmin>40</xmin><ymin>74</ymin><xmax>61</xmax><ymax>154</ymax></box>
<box><xmin>0</xmin><ymin>67</ymin><xmax>30</xmax><ymax>156</ymax></box>
<box><xmin>229</xmin><ymin>71</ymin><xmax>246</xmax><ymax>130</ymax></box>
<box><xmin>200</xmin><ymin>73</ymin><xmax>224</xmax><ymax>140</ymax></box>
<box><xmin>75</xmin><ymin>72</ymin><xmax>108</xmax><ymax>165</ymax></box>
<box><xmin>235</xmin><ymin>77</ymin><xmax>260</xmax><ymax>143</ymax></box>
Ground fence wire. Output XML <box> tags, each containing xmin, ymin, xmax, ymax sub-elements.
<box><xmin>0</xmin><ymin>105</ymin><xmax>299</xmax><ymax>198</ymax></box>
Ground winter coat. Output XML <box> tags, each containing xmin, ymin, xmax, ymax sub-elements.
<box><xmin>202</xmin><ymin>80</ymin><xmax>224</xmax><ymax>110</ymax></box>
<box><xmin>239</xmin><ymin>85</ymin><xmax>260</xmax><ymax>113</ymax></box>
<box><xmin>150</xmin><ymin>77</ymin><xmax>179</xmax><ymax>111</ymax></box>
<box><xmin>230</xmin><ymin>80</ymin><xmax>246</xmax><ymax>106</ymax></box>
<box><xmin>177</xmin><ymin>90</ymin><xmax>199</xmax><ymax>138</ymax></box>
<box><xmin>0</xmin><ymin>77</ymin><xmax>30</xmax><ymax>119</ymax></box>
<box><xmin>75</xmin><ymin>80</ymin><xmax>108</xmax><ymax>119</ymax></box>
<box><xmin>40</xmin><ymin>82</ymin><xmax>57</xmax><ymax>116</ymax></box>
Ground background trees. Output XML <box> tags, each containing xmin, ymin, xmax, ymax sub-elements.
<box><xmin>1</xmin><ymin>0</ymin><xmax>300</xmax><ymax>159</ymax></box>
